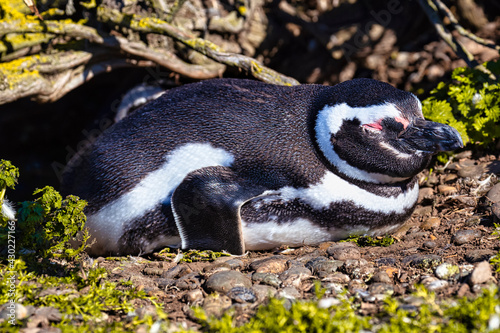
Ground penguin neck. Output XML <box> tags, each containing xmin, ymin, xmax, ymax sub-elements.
<box><xmin>314</xmin><ymin>104</ymin><xmax>412</xmax><ymax>185</ymax></box>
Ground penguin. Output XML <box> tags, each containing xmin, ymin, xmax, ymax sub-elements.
<box><xmin>61</xmin><ymin>78</ymin><xmax>463</xmax><ymax>256</ymax></box>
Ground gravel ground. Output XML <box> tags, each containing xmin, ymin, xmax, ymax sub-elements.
<box><xmin>4</xmin><ymin>149</ymin><xmax>500</xmax><ymax>332</ymax></box>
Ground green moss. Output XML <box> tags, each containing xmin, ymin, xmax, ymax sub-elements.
<box><xmin>422</xmin><ymin>60</ymin><xmax>500</xmax><ymax>146</ymax></box>
<box><xmin>340</xmin><ymin>234</ymin><xmax>396</xmax><ymax>247</ymax></box>
<box><xmin>0</xmin><ymin>259</ymin><xmax>171</xmax><ymax>332</ymax></box>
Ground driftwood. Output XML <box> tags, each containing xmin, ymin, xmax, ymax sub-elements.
<box><xmin>0</xmin><ymin>0</ymin><xmax>498</xmax><ymax>105</ymax></box>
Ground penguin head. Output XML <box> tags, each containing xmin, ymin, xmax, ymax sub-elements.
<box><xmin>315</xmin><ymin>79</ymin><xmax>463</xmax><ymax>184</ymax></box>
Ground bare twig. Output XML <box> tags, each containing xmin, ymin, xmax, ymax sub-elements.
<box><xmin>417</xmin><ymin>0</ymin><xmax>478</xmax><ymax>68</ymax></box>
<box><xmin>433</xmin><ymin>0</ymin><xmax>499</xmax><ymax>52</ymax></box>
<box><xmin>97</xmin><ymin>6</ymin><xmax>300</xmax><ymax>86</ymax></box>
<box><xmin>106</xmin><ymin>36</ymin><xmax>225</xmax><ymax>79</ymax></box>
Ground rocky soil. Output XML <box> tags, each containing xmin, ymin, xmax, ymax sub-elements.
<box><xmin>5</xmin><ymin>150</ymin><xmax>500</xmax><ymax>331</ymax></box>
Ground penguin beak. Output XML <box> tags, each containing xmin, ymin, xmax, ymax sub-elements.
<box><xmin>400</xmin><ymin>118</ymin><xmax>464</xmax><ymax>153</ymax></box>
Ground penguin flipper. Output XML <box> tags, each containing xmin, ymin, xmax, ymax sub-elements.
<box><xmin>171</xmin><ymin>166</ymin><xmax>265</xmax><ymax>255</ymax></box>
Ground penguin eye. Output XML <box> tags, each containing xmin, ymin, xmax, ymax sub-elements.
<box><xmin>384</xmin><ymin>117</ymin><xmax>409</xmax><ymax>137</ymax></box>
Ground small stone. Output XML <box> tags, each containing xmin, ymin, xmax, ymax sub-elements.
<box><xmin>227</xmin><ymin>286</ymin><xmax>257</xmax><ymax>303</ymax></box>
<box><xmin>317</xmin><ymin>298</ymin><xmax>342</xmax><ymax>309</ymax></box>
<box><xmin>277</xmin><ymin>286</ymin><xmax>301</xmax><ymax>300</ymax></box>
<box><xmin>438</xmin><ymin>185</ymin><xmax>458</xmax><ymax>195</ymax></box>
<box><xmin>422</xmin><ymin>241</ymin><xmax>437</xmax><ymax>249</ymax></box>
<box><xmin>202</xmin><ymin>294</ymin><xmax>232</xmax><ymax>318</ymax></box>
<box><xmin>279</xmin><ymin>266</ymin><xmax>312</xmax><ymax>287</ymax></box>
<box><xmin>348</xmin><ymin>279</ymin><xmax>367</xmax><ymax>294</ymax></box>
<box><xmin>456</xmin><ymin>195</ymin><xmax>477</xmax><ymax>207</ymax></box>
<box><xmin>413</xmin><ymin>205</ymin><xmax>433</xmax><ymax>216</ymax></box>
<box><xmin>457</xmin><ymin>164</ymin><xmax>486</xmax><ymax>178</ymax></box>
<box><xmin>175</xmin><ymin>273</ymin><xmax>202</xmax><ymax>290</ymax></box>
<box><xmin>368</xmin><ymin>283</ymin><xmax>394</xmax><ymax>295</ymax></box>
<box><xmin>469</xmin><ymin>261</ymin><xmax>492</xmax><ymax>285</ymax></box>
<box><xmin>418</xmin><ymin>187</ymin><xmax>434</xmax><ymax>203</ymax></box>
<box><xmin>492</xmin><ymin>203</ymin><xmax>500</xmax><ymax>220</ymax></box>
<box><xmin>488</xmin><ymin>183</ymin><xmax>500</xmax><ymax>203</ymax></box>
<box><xmin>403</xmin><ymin>254</ymin><xmax>442</xmax><ymax>269</ymax></box>
<box><xmin>203</xmin><ymin>262</ymin><xmax>231</xmax><ymax>275</ymax></box>
<box><xmin>443</xmin><ymin>174</ymin><xmax>458</xmax><ymax>183</ymax></box>
<box><xmin>421</xmin><ymin>277</ymin><xmax>449</xmax><ymax>291</ymax></box>
<box><xmin>252</xmin><ymin>272</ymin><xmax>281</xmax><ymax>288</ymax></box>
<box><xmin>325</xmin><ymin>272</ymin><xmax>350</xmax><ymax>284</ymax></box>
<box><xmin>375</xmin><ymin>258</ymin><xmax>396</xmax><ymax>266</ymax></box>
<box><xmin>435</xmin><ymin>263</ymin><xmax>460</xmax><ymax>280</ymax></box>
<box><xmin>250</xmin><ymin>256</ymin><xmax>288</xmax><ymax>274</ymax></box>
<box><xmin>305</xmin><ymin>257</ymin><xmax>344</xmax><ymax>278</ymax></box>
<box><xmin>205</xmin><ymin>271</ymin><xmax>252</xmax><ymax>294</ymax></box>
<box><xmin>465</xmin><ymin>249</ymin><xmax>495</xmax><ymax>263</ymax></box>
<box><xmin>251</xmin><ymin>285</ymin><xmax>277</xmax><ymax>301</ymax></box>
<box><xmin>426</xmin><ymin>173</ymin><xmax>439</xmax><ymax>187</ymax></box>
<box><xmin>161</xmin><ymin>265</ymin><xmax>192</xmax><ymax>279</ymax></box>
<box><xmin>224</xmin><ymin>259</ymin><xmax>245</xmax><ymax>270</ymax></box>
<box><xmin>322</xmin><ymin>282</ymin><xmax>345</xmax><ymax>295</ymax></box>
<box><xmin>326</xmin><ymin>243</ymin><xmax>361</xmax><ymax>260</ymax></box>
<box><xmin>371</xmin><ymin>270</ymin><xmax>392</xmax><ymax>284</ymax></box>
<box><xmin>453</xmin><ymin>229</ymin><xmax>481</xmax><ymax>245</ymax></box>
<box><xmin>420</xmin><ymin>217</ymin><xmax>441</xmax><ymax>230</ymax></box>
<box><xmin>184</xmin><ymin>289</ymin><xmax>204</xmax><ymax>304</ymax></box>
<box><xmin>0</xmin><ymin>303</ymin><xmax>29</xmax><ymax>321</ymax></box>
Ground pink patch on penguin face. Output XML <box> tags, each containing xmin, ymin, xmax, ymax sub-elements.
<box><xmin>362</xmin><ymin>119</ymin><xmax>383</xmax><ymax>131</ymax></box>
<box><xmin>395</xmin><ymin>116</ymin><xmax>410</xmax><ymax>129</ymax></box>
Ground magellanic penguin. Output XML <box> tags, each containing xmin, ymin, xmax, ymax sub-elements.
<box><xmin>61</xmin><ymin>78</ymin><xmax>463</xmax><ymax>256</ymax></box>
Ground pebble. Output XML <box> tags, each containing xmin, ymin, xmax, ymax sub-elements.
<box><xmin>371</xmin><ymin>270</ymin><xmax>393</xmax><ymax>284</ymax></box>
<box><xmin>224</xmin><ymin>259</ymin><xmax>245</xmax><ymax>270</ymax></box>
<box><xmin>420</xmin><ymin>217</ymin><xmax>441</xmax><ymax>230</ymax></box>
<box><xmin>252</xmin><ymin>272</ymin><xmax>281</xmax><ymax>288</ymax></box>
<box><xmin>443</xmin><ymin>174</ymin><xmax>458</xmax><ymax>183</ymax></box>
<box><xmin>421</xmin><ymin>277</ymin><xmax>449</xmax><ymax>291</ymax></box>
<box><xmin>203</xmin><ymin>262</ymin><xmax>231</xmax><ymax>275</ymax></box>
<box><xmin>422</xmin><ymin>241</ymin><xmax>437</xmax><ymax>249</ymax></box>
<box><xmin>413</xmin><ymin>205</ymin><xmax>433</xmax><ymax>216</ymax></box>
<box><xmin>317</xmin><ymin>298</ymin><xmax>342</xmax><ymax>309</ymax></box>
<box><xmin>488</xmin><ymin>183</ymin><xmax>500</xmax><ymax>204</ymax></box>
<box><xmin>184</xmin><ymin>289</ymin><xmax>204</xmax><ymax>304</ymax></box>
<box><xmin>324</xmin><ymin>272</ymin><xmax>350</xmax><ymax>284</ymax></box>
<box><xmin>492</xmin><ymin>203</ymin><xmax>500</xmax><ymax>220</ymax></box>
<box><xmin>249</xmin><ymin>256</ymin><xmax>288</xmax><ymax>274</ymax></box>
<box><xmin>326</xmin><ymin>243</ymin><xmax>361</xmax><ymax>260</ymax></box>
<box><xmin>465</xmin><ymin>249</ymin><xmax>495</xmax><ymax>263</ymax></box>
<box><xmin>227</xmin><ymin>286</ymin><xmax>257</xmax><ymax>303</ymax></box>
<box><xmin>453</xmin><ymin>229</ymin><xmax>481</xmax><ymax>245</ymax></box>
<box><xmin>348</xmin><ymin>279</ymin><xmax>367</xmax><ymax>294</ymax></box>
<box><xmin>174</xmin><ymin>273</ymin><xmax>202</xmax><ymax>290</ymax></box>
<box><xmin>368</xmin><ymin>283</ymin><xmax>394</xmax><ymax>296</ymax></box>
<box><xmin>279</xmin><ymin>266</ymin><xmax>312</xmax><ymax>287</ymax></box>
<box><xmin>305</xmin><ymin>257</ymin><xmax>344</xmax><ymax>278</ymax></box>
<box><xmin>202</xmin><ymin>294</ymin><xmax>232</xmax><ymax>318</ymax></box>
<box><xmin>205</xmin><ymin>271</ymin><xmax>252</xmax><ymax>294</ymax></box>
<box><xmin>437</xmin><ymin>185</ymin><xmax>458</xmax><ymax>195</ymax></box>
<box><xmin>457</xmin><ymin>164</ymin><xmax>485</xmax><ymax>178</ymax></box>
<box><xmin>403</xmin><ymin>254</ymin><xmax>442</xmax><ymax>269</ymax></box>
<box><xmin>277</xmin><ymin>286</ymin><xmax>301</xmax><ymax>300</ymax></box>
<box><xmin>456</xmin><ymin>195</ymin><xmax>477</xmax><ymax>207</ymax></box>
<box><xmin>251</xmin><ymin>285</ymin><xmax>277</xmax><ymax>301</ymax></box>
<box><xmin>323</xmin><ymin>282</ymin><xmax>345</xmax><ymax>295</ymax></box>
<box><xmin>418</xmin><ymin>187</ymin><xmax>434</xmax><ymax>203</ymax></box>
<box><xmin>434</xmin><ymin>263</ymin><xmax>460</xmax><ymax>280</ymax></box>
<box><xmin>375</xmin><ymin>257</ymin><xmax>396</xmax><ymax>266</ymax></box>
<box><xmin>469</xmin><ymin>261</ymin><xmax>492</xmax><ymax>285</ymax></box>
<box><xmin>0</xmin><ymin>303</ymin><xmax>29</xmax><ymax>321</ymax></box>
<box><xmin>161</xmin><ymin>265</ymin><xmax>192</xmax><ymax>279</ymax></box>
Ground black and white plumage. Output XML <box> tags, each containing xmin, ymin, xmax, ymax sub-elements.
<box><xmin>61</xmin><ymin>78</ymin><xmax>463</xmax><ymax>256</ymax></box>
